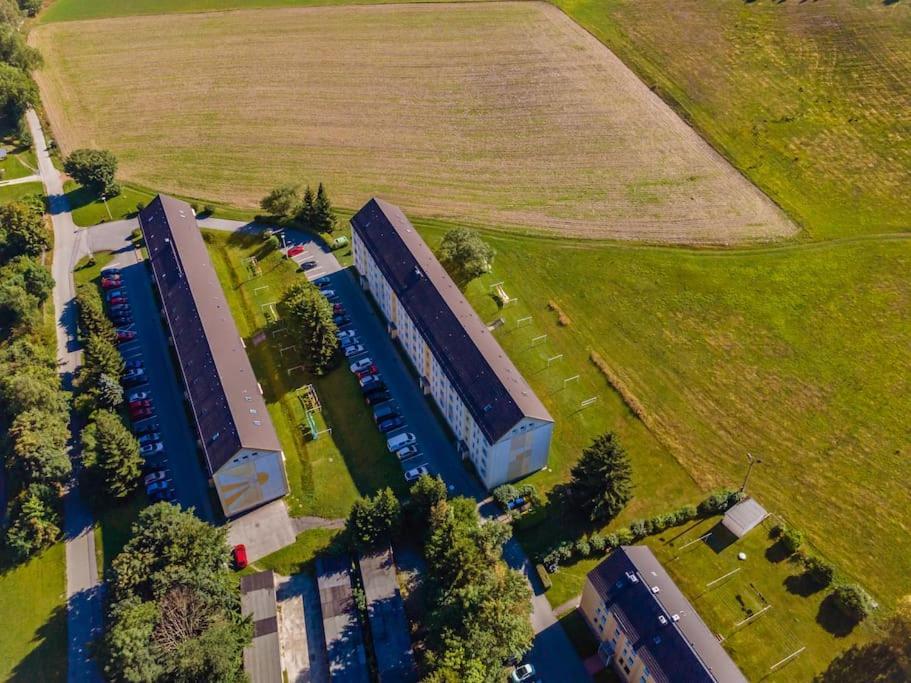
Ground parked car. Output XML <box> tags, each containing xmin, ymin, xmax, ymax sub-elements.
<box><xmin>333</xmin><ymin>303</ymin><xmax>345</xmax><ymax>314</ymax></box>
<box><xmin>146</xmin><ymin>479</ymin><xmax>171</xmax><ymax>495</ymax></box>
<box><xmin>300</xmin><ymin>260</ymin><xmax>318</xmax><ymax>271</ymax></box>
<box><xmin>140</xmin><ymin>442</ymin><xmax>164</xmax><ymax>456</ymax></box>
<box><xmin>355</xmin><ymin>364</ymin><xmax>379</xmax><ymax>379</ymax></box>
<box><xmin>101</xmin><ymin>268</ymin><xmax>121</xmax><ymax>278</ymax></box>
<box><xmin>141</xmin><ymin>456</ymin><xmax>168</xmax><ymax>474</ymax></box>
<box><xmin>509</xmin><ymin>664</ymin><xmax>536</xmax><ymax>683</ymax></box>
<box><xmin>337</xmin><ymin>329</ymin><xmax>357</xmax><ymax>340</ymax></box>
<box><xmin>350</xmin><ymin>357</ymin><xmax>373</xmax><ymax>373</ymax></box>
<box><xmin>404</xmin><ymin>464</ymin><xmax>430</xmax><ymax>482</ymax></box>
<box><xmin>344</xmin><ymin>344</ymin><xmax>366</xmax><ymax>358</ymax></box>
<box><xmin>233</xmin><ymin>544</ymin><xmax>248</xmax><ymax>569</ymax></box>
<box><xmin>129</xmin><ymin>399</ymin><xmax>153</xmax><ymax>410</ymax></box>
<box><xmin>137</xmin><ymin>432</ymin><xmax>161</xmax><ymax>446</ymax></box>
<box><xmin>105</xmin><ymin>288</ymin><xmax>125</xmax><ymax>300</ymax></box>
<box><xmin>395</xmin><ymin>444</ymin><xmax>420</xmax><ymax>461</ymax></box>
<box><xmin>377</xmin><ymin>416</ymin><xmax>405</xmax><ymax>433</ymax></box>
<box><xmin>340</xmin><ymin>335</ymin><xmax>359</xmax><ymax>348</ymax></box>
<box><xmin>109</xmin><ymin>303</ymin><xmax>131</xmax><ymax>314</ymax></box>
<box><xmin>365</xmin><ymin>390</ymin><xmax>391</xmax><ymax>407</ymax></box>
<box><xmin>362</xmin><ymin>382</ymin><xmax>387</xmax><ymax>397</ymax></box>
<box><xmin>128</xmin><ymin>391</ymin><xmax>151</xmax><ymax>402</ymax></box>
<box><xmin>314</xmin><ymin>276</ymin><xmax>331</xmax><ymax>288</ymax></box>
<box><xmin>130</xmin><ymin>407</ymin><xmax>154</xmax><ymax>421</ymax></box>
<box><xmin>287</xmin><ymin>245</ymin><xmax>306</xmax><ymax>258</ymax></box>
<box><xmin>134</xmin><ymin>422</ymin><xmax>160</xmax><ymax>436</ymax></box>
<box><xmin>124</xmin><ymin>359</ymin><xmax>144</xmax><ymax>370</ymax></box>
<box><xmin>101</xmin><ymin>277</ymin><xmax>121</xmax><ymax>289</ymax></box>
<box><xmin>148</xmin><ymin>486</ymin><xmax>177</xmax><ymax>503</ymax></box>
<box><xmin>143</xmin><ymin>470</ymin><xmax>170</xmax><ymax>486</ymax></box>
<box><xmin>112</xmin><ymin>317</ymin><xmax>134</xmax><ymax>327</ymax></box>
<box><xmin>387</xmin><ymin>432</ymin><xmax>416</xmax><ymax>453</ymax></box>
<box><xmin>116</xmin><ymin>330</ymin><xmax>137</xmax><ymax>343</ymax></box>
<box><xmin>108</xmin><ymin>296</ymin><xmax>129</xmax><ymax>306</ymax></box>
<box><xmin>373</xmin><ymin>404</ymin><xmax>399</xmax><ymax>424</ymax></box>
<box><xmin>333</xmin><ymin>315</ymin><xmax>351</xmax><ymax>327</ymax></box>
<box><xmin>122</xmin><ymin>367</ymin><xmax>146</xmax><ymax>384</ymax></box>
<box><xmin>359</xmin><ymin>373</ymin><xmax>382</xmax><ymax>389</ymax></box>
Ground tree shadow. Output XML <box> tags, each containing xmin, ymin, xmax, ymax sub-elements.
<box><xmin>814</xmin><ymin>641</ymin><xmax>909</xmax><ymax>682</ymax></box>
<box><xmin>816</xmin><ymin>593</ymin><xmax>858</xmax><ymax>637</ymax></box>
<box><xmin>764</xmin><ymin>539</ymin><xmax>792</xmax><ymax>563</ymax></box>
<box><xmin>7</xmin><ymin>603</ymin><xmax>67</xmax><ymax>683</ymax></box>
<box><xmin>784</xmin><ymin>571</ymin><xmax>824</xmax><ymax>597</ymax></box>
<box><xmin>883</xmin><ymin>0</ymin><xmax>900</xmax><ymax>5</ymax></box>
<box><xmin>62</xmin><ymin>183</ymin><xmax>100</xmax><ymax>213</ymax></box>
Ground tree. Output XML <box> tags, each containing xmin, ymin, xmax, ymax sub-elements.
<box><xmin>347</xmin><ymin>487</ymin><xmax>401</xmax><ymax>548</ymax></box>
<box><xmin>297</xmin><ymin>185</ymin><xmax>315</xmax><ymax>228</ymax></box>
<box><xmin>438</xmin><ymin>228</ymin><xmax>495</xmax><ymax>283</ymax></box>
<box><xmin>259</xmin><ymin>185</ymin><xmax>300</xmax><ymax>220</ymax></box>
<box><xmin>833</xmin><ymin>584</ymin><xmax>875</xmax><ymax>622</ymax></box>
<box><xmin>0</xmin><ymin>25</ymin><xmax>41</xmax><ymax>70</ymax></box>
<box><xmin>313</xmin><ymin>182</ymin><xmax>336</xmax><ymax>232</ymax></box>
<box><xmin>409</xmin><ymin>473</ymin><xmax>447</xmax><ymax>523</ymax></box>
<box><xmin>95</xmin><ymin>372</ymin><xmax>125</xmax><ymax>409</ymax></box>
<box><xmin>780</xmin><ymin>526</ymin><xmax>803</xmax><ymax>555</ymax></box>
<box><xmin>4</xmin><ymin>483</ymin><xmax>61</xmax><ymax>560</ymax></box>
<box><xmin>279</xmin><ymin>280</ymin><xmax>338</xmax><ymax>374</ymax></box>
<box><xmin>83</xmin><ymin>333</ymin><xmax>125</xmax><ymax>381</ymax></box>
<box><xmin>0</xmin><ymin>366</ymin><xmax>68</xmax><ymax>418</ymax></box>
<box><xmin>568</xmin><ymin>432</ymin><xmax>633</xmax><ymax>523</ymax></box>
<box><xmin>102</xmin><ymin>596</ymin><xmax>163</xmax><ymax>683</ymax></box>
<box><xmin>0</xmin><ymin>63</ymin><xmax>37</xmax><ymax>118</ymax></box>
<box><xmin>64</xmin><ymin>148</ymin><xmax>120</xmax><ymax>197</ymax></box>
<box><xmin>18</xmin><ymin>0</ymin><xmax>40</xmax><ymax>16</ymax></box>
<box><xmin>0</xmin><ymin>202</ymin><xmax>49</xmax><ymax>257</ymax></box>
<box><xmin>8</xmin><ymin>408</ymin><xmax>72</xmax><ymax>485</ymax></box>
<box><xmin>803</xmin><ymin>555</ymin><xmax>835</xmax><ymax>588</ymax></box>
<box><xmin>82</xmin><ymin>410</ymin><xmax>142</xmax><ymax>500</ymax></box>
<box><xmin>76</xmin><ymin>283</ymin><xmax>116</xmax><ymax>341</ymax></box>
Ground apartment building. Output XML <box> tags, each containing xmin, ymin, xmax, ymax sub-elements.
<box><xmin>350</xmin><ymin>198</ymin><xmax>553</xmax><ymax>488</ymax></box>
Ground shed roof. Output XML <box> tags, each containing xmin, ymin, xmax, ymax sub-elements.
<box><xmin>351</xmin><ymin>198</ymin><xmax>552</xmax><ymax>443</ymax></box>
<box><xmin>588</xmin><ymin>546</ymin><xmax>747</xmax><ymax>683</ymax></box>
<box><xmin>239</xmin><ymin>571</ymin><xmax>281</xmax><ymax>683</ymax></box>
<box><xmin>722</xmin><ymin>498</ymin><xmax>768</xmax><ymax>539</ymax></box>
<box><xmin>140</xmin><ymin>195</ymin><xmax>282</xmax><ymax>474</ymax></box>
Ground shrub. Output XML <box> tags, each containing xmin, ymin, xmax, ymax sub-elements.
<box><xmin>833</xmin><ymin>584</ymin><xmax>874</xmax><ymax>622</ymax></box>
<box><xmin>803</xmin><ymin>555</ymin><xmax>835</xmax><ymax>588</ymax></box>
<box><xmin>589</xmin><ymin>533</ymin><xmax>606</xmax><ymax>554</ymax></box>
<box><xmin>135</xmin><ymin>202</ymin><xmax>145</xmax><ymax>213</ymax></box>
<box><xmin>672</xmin><ymin>505</ymin><xmax>698</xmax><ymax>524</ymax></box>
<box><xmin>780</xmin><ymin>526</ymin><xmax>803</xmax><ymax>555</ymax></box>
<box><xmin>615</xmin><ymin>528</ymin><xmax>634</xmax><ymax>545</ymax></box>
<box><xmin>629</xmin><ymin>519</ymin><xmax>647</xmax><ymax>540</ymax></box>
<box><xmin>492</xmin><ymin>483</ymin><xmax>520</xmax><ymax>509</ymax></box>
<box><xmin>574</xmin><ymin>538</ymin><xmax>591</xmax><ymax>558</ymax></box>
<box><xmin>536</xmin><ymin>564</ymin><xmax>551</xmax><ymax>591</ymax></box>
<box><xmin>770</xmin><ymin>523</ymin><xmax>784</xmax><ymax>539</ymax></box>
<box><xmin>698</xmin><ymin>488</ymin><xmax>743</xmax><ymax>517</ymax></box>
<box><xmin>203</xmin><ymin>204</ymin><xmax>215</xmax><ymax>215</ymax></box>
<box><xmin>604</xmin><ymin>533</ymin><xmax>619</xmax><ymax>549</ymax></box>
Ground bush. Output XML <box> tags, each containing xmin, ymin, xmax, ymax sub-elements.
<box><xmin>803</xmin><ymin>555</ymin><xmax>835</xmax><ymax>588</ymax></box>
<box><xmin>604</xmin><ymin>533</ymin><xmax>619</xmax><ymax>549</ymax></box>
<box><xmin>589</xmin><ymin>533</ymin><xmax>606</xmax><ymax>554</ymax></box>
<box><xmin>697</xmin><ymin>488</ymin><xmax>743</xmax><ymax>517</ymax></box>
<box><xmin>833</xmin><ymin>584</ymin><xmax>874</xmax><ymax>622</ymax></box>
<box><xmin>770</xmin><ymin>523</ymin><xmax>784</xmax><ymax>539</ymax></box>
<box><xmin>203</xmin><ymin>204</ymin><xmax>215</xmax><ymax>215</ymax></box>
<box><xmin>574</xmin><ymin>538</ymin><xmax>591</xmax><ymax>558</ymax></box>
<box><xmin>536</xmin><ymin>564</ymin><xmax>551</xmax><ymax>591</ymax></box>
<box><xmin>629</xmin><ymin>519</ymin><xmax>647</xmax><ymax>540</ymax></box>
<box><xmin>780</xmin><ymin>526</ymin><xmax>803</xmax><ymax>554</ymax></box>
<box><xmin>492</xmin><ymin>483</ymin><xmax>519</xmax><ymax>509</ymax></box>
<box><xmin>615</xmin><ymin>528</ymin><xmax>634</xmax><ymax>545</ymax></box>
<box><xmin>672</xmin><ymin>504</ymin><xmax>698</xmax><ymax>524</ymax></box>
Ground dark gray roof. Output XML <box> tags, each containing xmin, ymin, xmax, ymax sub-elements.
<box><xmin>239</xmin><ymin>571</ymin><xmax>281</xmax><ymax>683</ymax></box>
<box><xmin>351</xmin><ymin>198</ymin><xmax>552</xmax><ymax>443</ymax></box>
<box><xmin>358</xmin><ymin>546</ymin><xmax>417</xmax><ymax>683</ymax></box>
<box><xmin>140</xmin><ymin>195</ymin><xmax>282</xmax><ymax>474</ymax></box>
<box><xmin>588</xmin><ymin>546</ymin><xmax>747</xmax><ymax>683</ymax></box>
<box><xmin>316</xmin><ymin>555</ymin><xmax>370</xmax><ymax>683</ymax></box>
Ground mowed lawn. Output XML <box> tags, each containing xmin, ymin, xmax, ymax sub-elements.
<box><xmin>32</xmin><ymin>2</ymin><xmax>793</xmax><ymax>244</ymax></box>
<box><xmin>204</xmin><ymin>229</ymin><xmax>403</xmax><ymax>519</ymax></box>
<box><xmin>554</xmin><ymin>0</ymin><xmax>911</xmax><ymax>240</ymax></box>
<box><xmin>413</xmin><ymin>221</ymin><xmax>911</xmax><ymax>605</ymax></box>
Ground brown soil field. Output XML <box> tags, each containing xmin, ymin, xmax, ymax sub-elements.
<box><xmin>32</xmin><ymin>2</ymin><xmax>796</xmax><ymax>242</ymax></box>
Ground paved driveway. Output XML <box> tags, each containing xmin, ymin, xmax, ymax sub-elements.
<box><xmin>104</xmin><ymin>239</ymin><xmax>215</xmax><ymax>522</ymax></box>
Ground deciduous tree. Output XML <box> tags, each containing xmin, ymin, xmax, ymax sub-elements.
<box><xmin>8</xmin><ymin>408</ymin><xmax>71</xmax><ymax>484</ymax></box>
<box><xmin>347</xmin><ymin>487</ymin><xmax>401</xmax><ymax>548</ymax></box>
<box><xmin>260</xmin><ymin>184</ymin><xmax>300</xmax><ymax>220</ymax></box>
<box><xmin>279</xmin><ymin>280</ymin><xmax>338</xmax><ymax>374</ymax></box>
<box><xmin>0</xmin><ymin>63</ymin><xmax>37</xmax><ymax>117</ymax></box>
<box><xmin>568</xmin><ymin>432</ymin><xmax>633</xmax><ymax>523</ymax></box>
<box><xmin>0</xmin><ymin>202</ymin><xmax>49</xmax><ymax>257</ymax></box>
<box><xmin>438</xmin><ymin>228</ymin><xmax>495</xmax><ymax>283</ymax></box>
<box><xmin>64</xmin><ymin>148</ymin><xmax>120</xmax><ymax>197</ymax></box>
<box><xmin>4</xmin><ymin>483</ymin><xmax>61</xmax><ymax>560</ymax></box>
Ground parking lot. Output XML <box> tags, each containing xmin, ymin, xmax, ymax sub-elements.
<box><xmin>100</xmin><ymin>244</ymin><xmax>215</xmax><ymax>522</ymax></box>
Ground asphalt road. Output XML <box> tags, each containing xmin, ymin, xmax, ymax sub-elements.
<box><xmin>104</xmin><ymin>244</ymin><xmax>216</xmax><ymax>522</ymax></box>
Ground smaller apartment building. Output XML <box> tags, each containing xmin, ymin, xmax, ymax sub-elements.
<box><xmin>351</xmin><ymin>199</ymin><xmax>553</xmax><ymax>488</ymax></box>
<box><xmin>581</xmin><ymin>546</ymin><xmax>747</xmax><ymax>683</ymax></box>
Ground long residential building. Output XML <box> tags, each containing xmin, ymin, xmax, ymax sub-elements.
<box><xmin>351</xmin><ymin>198</ymin><xmax>553</xmax><ymax>488</ymax></box>
<box><xmin>581</xmin><ymin>546</ymin><xmax>748</xmax><ymax>683</ymax></box>
<box><xmin>140</xmin><ymin>194</ymin><xmax>289</xmax><ymax>517</ymax></box>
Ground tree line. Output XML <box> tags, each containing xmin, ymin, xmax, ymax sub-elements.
<box><xmin>260</xmin><ymin>182</ymin><xmax>336</xmax><ymax>232</ymax></box>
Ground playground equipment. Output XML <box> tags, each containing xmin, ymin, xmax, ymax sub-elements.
<box><xmin>296</xmin><ymin>385</ymin><xmax>330</xmax><ymax>440</ymax></box>
<box><xmin>489</xmin><ymin>281</ymin><xmax>515</xmax><ymax>306</ymax></box>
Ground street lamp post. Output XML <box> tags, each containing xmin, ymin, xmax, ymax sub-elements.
<box><xmin>741</xmin><ymin>452</ymin><xmax>761</xmax><ymax>493</ymax></box>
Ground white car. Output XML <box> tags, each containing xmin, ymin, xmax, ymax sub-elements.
<box><xmin>358</xmin><ymin>373</ymin><xmax>382</xmax><ymax>388</ymax></box>
<box><xmin>321</xmin><ymin>289</ymin><xmax>336</xmax><ymax>298</ymax></box>
<box><xmin>395</xmin><ymin>445</ymin><xmax>420</xmax><ymax>461</ymax></box>
<box><xmin>509</xmin><ymin>664</ymin><xmax>536</xmax><ymax>683</ymax></box>
<box><xmin>143</xmin><ymin>470</ymin><xmax>169</xmax><ymax>486</ymax></box>
<box><xmin>404</xmin><ymin>464</ymin><xmax>429</xmax><ymax>483</ymax></box>
<box><xmin>128</xmin><ymin>391</ymin><xmax>151</xmax><ymax>402</ymax></box>
<box><xmin>350</xmin><ymin>357</ymin><xmax>373</xmax><ymax>373</ymax></box>
<box><xmin>387</xmin><ymin>432</ymin><xmax>416</xmax><ymax>453</ymax></box>
<box><xmin>343</xmin><ymin>344</ymin><xmax>366</xmax><ymax>358</ymax></box>
<box><xmin>140</xmin><ymin>442</ymin><xmax>165</xmax><ymax>456</ymax></box>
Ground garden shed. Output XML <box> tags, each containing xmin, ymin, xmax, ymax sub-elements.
<box><xmin>722</xmin><ymin>497</ymin><xmax>769</xmax><ymax>539</ymax></box>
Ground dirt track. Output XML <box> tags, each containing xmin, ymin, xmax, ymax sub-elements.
<box><xmin>33</xmin><ymin>2</ymin><xmax>796</xmax><ymax>242</ymax></box>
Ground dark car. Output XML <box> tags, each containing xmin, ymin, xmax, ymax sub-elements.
<box><xmin>134</xmin><ymin>422</ymin><xmax>160</xmax><ymax>436</ymax></box>
<box><xmin>333</xmin><ymin>315</ymin><xmax>350</xmax><ymax>327</ymax></box>
<box><xmin>141</xmin><ymin>457</ymin><xmax>168</xmax><ymax>474</ymax></box>
<box><xmin>101</xmin><ymin>268</ymin><xmax>121</xmax><ymax>277</ymax></box>
<box><xmin>124</xmin><ymin>359</ymin><xmax>144</xmax><ymax>370</ymax></box>
<box><xmin>365</xmin><ymin>390</ymin><xmax>392</xmax><ymax>407</ymax></box>
<box><xmin>300</xmin><ymin>260</ymin><xmax>318</xmax><ymax>271</ymax></box>
<box><xmin>149</xmin><ymin>487</ymin><xmax>177</xmax><ymax>503</ymax></box>
<box><xmin>333</xmin><ymin>303</ymin><xmax>345</xmax><ymax>314</ymax></box>
<box><xmin>314</xmin><ymin>277</ymin><xmax>331</xmax><ymax>288</ymax></box>
<box><xmin>373</xmin><ymin>403</ymin><xmax>399</xmax><ymax>423</ymax></box>
<box><xmin>101</xmin><ymin>277</ymin><xmax>121</xmax><ymax>289</ymax></box>
<box><xmin>111</xmin><ymin>315</ymin><xmax>134</xmax><ymax>326</ymax></box>
<box><xmin>108</xmin><ymin>296</ymin><xmax>129</xmax><ymax>306</ymax></box>
<box><xmin>109</xmin><ymin>303</ymin><xmax>131</xmax><ymax>314</ymax></box>
<box><xmin>362</xmin><ymin>381</ymin><xmax>387</xmax><ymax>396</ymax></box>
<box><xmin>377</xmin><ymin>416</ymin><xmax>406</xmax><ymax>433</ymax></box>
<box><xmin>122</xmin><ymin>368</ymin><xmax>146</xmax><ymax>385</ymax></box>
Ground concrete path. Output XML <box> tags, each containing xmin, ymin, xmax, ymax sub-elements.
<box><xmin>0</xmin><ymin>172</ymin><xmax>40</xmax><ymax>186</ymax></box>
<box><xmin>26</xmin><ymin>109</ymin><xmax>104</xmax><ymax>683</ymax></box>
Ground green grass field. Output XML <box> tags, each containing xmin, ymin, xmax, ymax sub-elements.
<box><xmin>0</xmin><ymin>543</ymin><xmax>67</xmax><ymax>682</ymax></box>
<box><xmin>243</xmin><ymin>527</ymin><xmax>342</xmax><ymax>576</ymax></box>
<box><xmin>0</xmin><ymin>181</ymin><xmax>44</xmax><ymax>205</ymax></box>
<box><xmin>205</xmin><ymin>229</ymin><xmax>403</xmax><ymax>519</ymax></box>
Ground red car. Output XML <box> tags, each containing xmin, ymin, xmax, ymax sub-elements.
<box><xmin>232</xmin><ymin>544</ymin><xmax>248</xmax><ymax>569</ymax></box>
<box><xmin>287</xmin><ymin>245</ymin><xmax>306</xmax><ymax>258</ymax></box>
<box><xmin>128</xmin><ymin>399</ymin><xmax>153</xmax><ymax>410</ymax></box>
<box><xmin>108</xmin><ymin>296</ymin><xmax>129</xmax><ymax>306</ymax></box>
<box><xmin>101</xmin><ymin>277</ymin><xmax>122</xmax><ymax>289</ymax></box>
<box><xmin>116</xmin><ymin>330</ymin><xmax>136</xmax><ymax>343</ymax></box>
<box><xmin>130</xmin><ymin>407</ymin><xmax>154</xmax><ymax>421</ymax></box>
<box><xmin>355</xmin><ymin>365</ymin><xmax>379</xmax><ymax>379</ymax></box>
<box><xmin>333</xmin><ymin>303</ymin><xmax>345</xmax><ymax>314</ymax></box>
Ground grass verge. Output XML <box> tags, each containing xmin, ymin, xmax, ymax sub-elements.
<box><xmin>244</xmin><ymin>527</ymin><xmax>343</xmax><ymax>576</ymax></box>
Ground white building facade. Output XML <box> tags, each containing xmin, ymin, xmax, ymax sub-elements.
<box><xmin>351</xmin><ymin>199</ymin><xmax>553</xmax><ymax>488</ymax></box>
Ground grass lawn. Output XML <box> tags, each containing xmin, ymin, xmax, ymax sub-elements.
<box><xmin>92</xmin><ymin>493</ymin><xmax>147</xmax><ymax>577</ymax></box>
<box><xmin>65</xmin><ymin>180</ymin><xmax>156</xmax><ymax>227</ymax></box>
<box><xmin>0</xmin><ymin>181</ymin><xmax>45</xmax><ymax>205</ymax></box>
<box><xmin>0</xmin><ymin>542</ymin><xmax>67</xmax><ymax>682</ymax></box>
<box><xmin>244</xmin><ymin>527</ymin><xmax>342</xmax><ymax>576</ymax></box>
<box><xmin>204</xmin><ymin>229</ymin><xmax>403</xmax><ymax>518</ymax></box>
<box><xmin>0</xmin><ymin>114</ymin><xmax>38</xmax><ymax>181</ymax></box>
<box><xmin>33</xmin><ymin>3</ymin><xmax>792</xmax><ymax>243</ymax></box>
<box><xmin>552</xmin><ymin>0</ymin><xmax>911</xmax><ymax>240</ymax></box>
<box><xmin>406</xmin><ymin>220</ymin><xmax>911</xmax><ymax>609</ymax></box>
